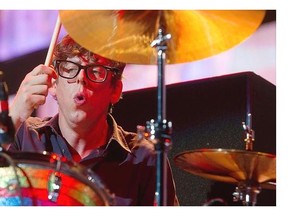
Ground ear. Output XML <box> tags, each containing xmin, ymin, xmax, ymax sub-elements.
<box><xmin>48</xmin><ymin>79</ymin><xmax>57</xmax><ymax>101</ymax></box>
<box><xmin>110</xmin><ymin>80</ymin><xmax>123</xmax><ymax>105</ymax></box>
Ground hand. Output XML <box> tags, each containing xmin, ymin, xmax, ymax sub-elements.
<box><xmin>9</xmin><ymin>64</ymin><xmax>57</xmax><ymax>130</ymax></box>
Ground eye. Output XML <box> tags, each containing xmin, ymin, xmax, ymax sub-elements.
<box><xmin>60</xmin><ymin>62</ymin><xmax>78</xmax><ymax>75</ymax></box>
<box><xmin>89</xmin><ymin>66</ymin><xmax>107</xmax><ymax>80</ymax></box>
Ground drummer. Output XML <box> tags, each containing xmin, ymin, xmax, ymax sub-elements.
<box><xmin>7</xmin><ymin>34</ymin><xmax>179</xmax><ymax>206</ymax></box>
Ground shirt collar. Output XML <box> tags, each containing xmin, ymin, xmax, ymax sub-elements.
<box><xmin>107</xmin><ymin>114</ymin><xmax>132</xmax><ymax>153</ymax></box>
<box><xmin>36</xmin><ymin>113</ymin><xmax>132</xmax><ymax>154</ymax></box>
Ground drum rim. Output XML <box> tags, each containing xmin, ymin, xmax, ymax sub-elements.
<box><xmin>0</xmin><ymin>150</ymin><xmax>114</xmax><ymax>206</ymax></box>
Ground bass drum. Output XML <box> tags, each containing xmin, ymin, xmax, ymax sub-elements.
<box><xmin>0</xmin><ymin>151</ymin><xmax>114</xmax><ymax>206</ymax></box>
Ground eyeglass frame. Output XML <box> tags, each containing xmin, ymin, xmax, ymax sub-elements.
<box><xmin>53</xmin><ymin>59</ymin><xmax>121</xmax><ymax>83</ymax></box>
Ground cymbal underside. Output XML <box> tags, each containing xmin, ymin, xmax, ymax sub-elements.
<box><xmin>59</xmin><ymin>10</ymin><xmax>265</xmax><ymax>64</ymax></box>
<box><xmin>174</xmin><ymin>149</ymin><xmax>276</xmax><ymax>188</ymax></box>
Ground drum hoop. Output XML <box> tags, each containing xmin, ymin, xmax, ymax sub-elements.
<box><xmin>0</xmin><ymin>151</ymin><xmax>114</xmax><ymax>206</ymax></box>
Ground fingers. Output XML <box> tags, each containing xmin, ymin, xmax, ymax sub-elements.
<box><xmin>29</xmin><ymin>94</ymin><xmax>47</xmax><ymax>107</ymax></box>
<box><xmin>31</xmin><ymin>64</ymin><xmax>57</xmax><ymax>79</ymax></box>
<box><xmin>22</xmin><ymin>64</ymin><xmax>57</xmax><ymax>88</ymax></box>
<box><xmin>28</xmin><ymin>73</ymin><xmax>55</xmax><ymax>88</ymax></box>
<box><xmin>19</xmin><ymin>92</ymin><xmax>47</xmax><ymax>108</ymax></box>
<box><xmin>16</xmin><ymin>64</ymin><xmax>58</xmax><ymax>110</ymax></box>
<box><xmin>23</xmin><ymin>84</ymin><xmax>50</xmax><ymax>97</ymax></box>
<box><xmin>9</xmin><ymin>64</ymin><xmax>58</xmax><ymax>129</ymax></box>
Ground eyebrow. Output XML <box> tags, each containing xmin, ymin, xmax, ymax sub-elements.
<box><xmin>66</xmin><ymin>57</ymin><xmax>82</xmax><ymax>64</ymax></box>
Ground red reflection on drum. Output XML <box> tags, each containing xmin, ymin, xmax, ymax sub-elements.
<box><xmin>0</xmin><ymin>151</ymin><xmax>114</xmax><ymax>206</ymax></box>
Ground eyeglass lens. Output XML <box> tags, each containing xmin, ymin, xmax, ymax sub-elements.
<box><xmin>58</xmin><ymin>61</ymin><xmax>107</xmax><ymax>82</ymax></box>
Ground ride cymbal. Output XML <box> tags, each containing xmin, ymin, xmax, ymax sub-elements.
<box><xmin>173</xmin><ymin>148</ymin><xmax>276</xmax><ymax>189</ymax></box>
<box><xmin>59</xmin><ymin>10</ymin><xmax>266</xmax><ymax>64</ymax></box>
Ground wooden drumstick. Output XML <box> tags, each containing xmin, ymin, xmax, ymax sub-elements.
<box><xmin>44</xmin><ymin>14</ymin><xmax>62</xmax><ymax>66</ymax></box>
<box><xmin>34</xmin><ymin>15</ymin><xmax>61</xmax><ymax>110</ymax></box>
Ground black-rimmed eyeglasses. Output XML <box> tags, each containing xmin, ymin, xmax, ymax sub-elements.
<box><xmin>53</xmin><ymin>60</ymin><xmax>120</xmax><ymax>83</ymax></box>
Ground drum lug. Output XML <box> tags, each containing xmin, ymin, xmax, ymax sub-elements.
<box><xmin>48</xmin><ymin>157</ymin><xmax>62</xmax><ymax>202</ymax></box>
<box><xmin>48</xmin><ymin>172</ymin><xmax>62</xmax><ymax>202</ymax></box>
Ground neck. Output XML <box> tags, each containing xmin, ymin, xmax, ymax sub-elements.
<box><xmin>58</xmin><ymin>114</ymin><xmax>110</xmax><ymax>159</ymax></box>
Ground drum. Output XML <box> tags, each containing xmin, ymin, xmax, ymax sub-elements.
<box><xmin>0</xmin><ymin>151</ymin><xmax>114</xmax><ymax>206</ymax></box>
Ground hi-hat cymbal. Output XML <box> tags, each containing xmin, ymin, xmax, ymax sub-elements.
<box><xmin>173</xmin><ymin>149</ymin><xmax>276</xmax><ymax>189</ymax></box>
<box><xmin>59</xmin><ymin>10</ymin><xmax>266</xmax><ymax>64</ymax></box>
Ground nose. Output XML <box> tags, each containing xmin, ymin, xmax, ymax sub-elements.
<box><xmin>76</xmin><ymin>69</ymin><xmax>87</xmax><ymax>85</ymax></box>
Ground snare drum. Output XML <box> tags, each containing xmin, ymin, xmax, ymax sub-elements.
<box><xmin>0</xmin><ymin>151</ymin><xmax>114</xmax><ymax>206</ymax></box>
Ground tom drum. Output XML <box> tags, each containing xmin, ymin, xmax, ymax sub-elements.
<box><xmin>0</xmin><ymin>151</ymin><xmax>114</xmax><ymax>206</ymax></box>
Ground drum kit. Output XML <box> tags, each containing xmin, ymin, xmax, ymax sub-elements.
<box><xmin>0</xmin><ymin>10</ymin><xmax>275</xmax><ymax>206</ymax></box>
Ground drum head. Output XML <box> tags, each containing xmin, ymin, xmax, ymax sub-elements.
<box><xmin>0</xmin><ymin>151</ymin><xmax>114</xmax><ymax>206</ymax></box>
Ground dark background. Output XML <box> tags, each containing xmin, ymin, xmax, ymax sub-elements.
<box><xmin>113</xmin><ymin>71</ymin><xmax>276</xmax><ymax>206</ymax></box>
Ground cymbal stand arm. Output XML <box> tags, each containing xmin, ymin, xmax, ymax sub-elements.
<box><xmin>149</xmin><ymin>29</ymin><xmax>172</xmax><ymax>206</ymax></box>
<box><xmin>242</xmin><ymin>113</ymin><xmax>255</xmax><ymax>151</ymax></box>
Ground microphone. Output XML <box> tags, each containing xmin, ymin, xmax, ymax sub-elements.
<box><xmin>0</xmin><ymin>71</ymin><xmax>15</xmax><ymax>149</ymax></box>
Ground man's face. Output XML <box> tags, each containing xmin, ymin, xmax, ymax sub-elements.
<box><xmin>54</xmin><ymin>54</ymin><xmax>122</xmax><ymax>126</ymax></box>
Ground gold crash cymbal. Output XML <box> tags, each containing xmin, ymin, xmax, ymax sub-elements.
<box><xmin>59</xmin><ymin>10</ymin><xmax>266</xmax><ymax>64</ymax></box>
<box><xmin>173</xmin><ymin>149</ymin><xmax>276</xmax><ymax>189</ymax></box>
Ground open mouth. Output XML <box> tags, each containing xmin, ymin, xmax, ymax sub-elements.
<box><xmin>73</xmin><ymin>93</ymin><xmax>86</xmax><ymax>105</ymax></box>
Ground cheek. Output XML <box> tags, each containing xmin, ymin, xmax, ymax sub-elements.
<box><xmin>92</xmin><ymin>85</ymin><xmax>114</xmax><ymax>105</ymax></box>
<box><xmin>55</xmin><ymin>80</ymin><xmax>72</xmax><ymax>101</ymax></box>
<box><xmin>55</xmin><ymin>77</ymin><xmax>115</xmax><ymax>109</ymax></box>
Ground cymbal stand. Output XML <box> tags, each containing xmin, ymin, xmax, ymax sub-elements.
<box><xmin>233</xmin><ymin>113</ymin><xmax>259</xmax><ymax>206</ymax></box>
<box><xmin>242</xmin><ymin>113</ymin><xmax>255</xmax><ymax>151</ymax></box>
<box><xmin>233</xmin><ymin>180</ymin><xmax>261</xmax><ymax>206</ymax></box>
<box><xmin>147</xmin><ymin>28</ymin><xmax>172</xmax><ymax>206</ymax></box>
